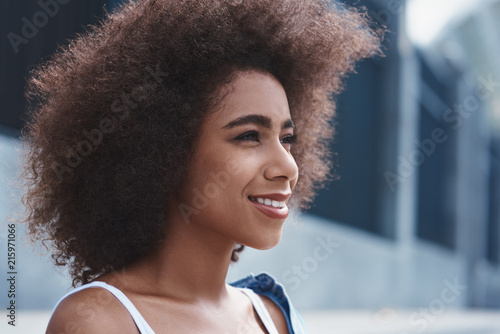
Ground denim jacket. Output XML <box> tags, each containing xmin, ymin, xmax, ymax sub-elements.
<box><xmin>229</xmin><ymin>272</ymin><xmax>308</xmax><ymax>334</ymax></box>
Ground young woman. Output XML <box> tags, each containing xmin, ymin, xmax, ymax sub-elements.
<box><xmin>21</xmin><ymin>0</ymin><xmax>381</xmax><ymax>333</ymax></box>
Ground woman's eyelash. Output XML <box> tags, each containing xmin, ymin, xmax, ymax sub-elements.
<box><xmin>234</xmin><ymin>132</ymin><xmax>297</xmax><ymax>145</ymax></box>
<box><xmin>235</xmin><ymin>131</ymin><xmax>259</xmax><ymax>141</ymax></box>
<box><xmin>281</xmin><ymin>134</ymin><xmax>297</xmax><ymax>145</ymax></box>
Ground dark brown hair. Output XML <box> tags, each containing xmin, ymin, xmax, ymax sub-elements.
<box><xmin>21</xmin><ymin>0</ymin><xmax>382</xmax><ymax>286</ymax></box>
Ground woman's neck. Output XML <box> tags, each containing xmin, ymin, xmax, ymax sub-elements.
<box><xmin>102</xmin><ymin>202</ymin><xmax>237</xmax><ymax>305</ymax></box>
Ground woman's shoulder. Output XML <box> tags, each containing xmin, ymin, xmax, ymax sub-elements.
<box><xmin>47</xmin><ymin>282</ymin><xmax>138</xmax><ymax>334</ymax></box>
<box><xmin>229</xmin><ymin>272</ymin><xmax>308</xmax><ymax>334</ymax></box>
<box><xmin>229</xmin><ymin>272</ymin><xmax>289</xmax><ymax>307</ymax></box>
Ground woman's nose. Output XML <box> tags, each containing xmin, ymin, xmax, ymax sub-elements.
<box><xmin>263</xmin><ymin>141</ymin><xmax>299</xmax><ymax>183</ymax></box>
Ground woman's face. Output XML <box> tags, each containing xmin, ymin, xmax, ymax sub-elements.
<box><xmin>176</xmin><ymin>70</ymin><xmax>298</xmax><ymax>250</ymax></box>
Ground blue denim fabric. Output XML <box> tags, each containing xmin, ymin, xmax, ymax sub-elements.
<box><xmin>229</xmin><ymin>272</ymin><xmax>308</xmax><ymax>334</ymax></box>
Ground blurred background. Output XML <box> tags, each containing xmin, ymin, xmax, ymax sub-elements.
<box><xmin>1</xmin><ymin>0</ymin><xmax>500</xmax><ymax>333</ymax></box>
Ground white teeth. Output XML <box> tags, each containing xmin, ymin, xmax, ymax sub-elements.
<box><xmin>251</xmin><ymin>197</ymin><xmax>286</xmax><ymax>208</ymax></box>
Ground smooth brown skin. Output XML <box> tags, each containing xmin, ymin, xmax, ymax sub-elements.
<box><xmin>47</xmin><ymin>71</ymin><xmax>298</xmax><ymax>333</ymax></box>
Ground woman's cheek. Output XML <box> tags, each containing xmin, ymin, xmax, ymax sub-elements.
<box><xmin>224</xmin><ymin>151</ymin><xmax>257</xmax><ymax>178</ymax></box>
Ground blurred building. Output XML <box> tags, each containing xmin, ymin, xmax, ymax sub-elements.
<box><xmin>0</xmin><ymin>0</ymin><xmax>499</xmax><ymax>320</ymax></box>
<box><xmin>235</xmin><ymin>0</ymin><xmax>500</xmax><ymax>311</ymax></box>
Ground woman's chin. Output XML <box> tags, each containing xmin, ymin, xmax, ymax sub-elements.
<box><xmin>242</xmin><ymin>233</ymin><xmax>283</xmax><ymax>251</ymax></box>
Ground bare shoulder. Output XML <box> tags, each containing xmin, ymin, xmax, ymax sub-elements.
<box><xmin>260</xmin><ymin>295</ymin><xmax>289</xmax><ymax>334</ymax></box>
<box><xmin>46</xmin><ymin>286</ymin><xmax>138</xmax><ymax>334</ymax></box>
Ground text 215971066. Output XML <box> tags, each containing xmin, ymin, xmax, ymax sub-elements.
<box><xmin>6</xmin><ymin>223</ymin><xmax>17</xmax><ymax>327</ymax></box>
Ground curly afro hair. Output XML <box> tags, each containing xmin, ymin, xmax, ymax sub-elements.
<box><xmin>21</xmin><ymin>0</ymin><xmax>382</xmax><ymax>286</ymax></box>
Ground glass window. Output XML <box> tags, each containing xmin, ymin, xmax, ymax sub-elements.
<box><xmin>415</xmin><ymin>54</ymin><xmax>458</xmax><ymax>249</ymax></box>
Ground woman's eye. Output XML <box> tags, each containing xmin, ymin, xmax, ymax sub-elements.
<box><xmin>234</xmin><ymin>132</ymin><xmax>297</xmax><ymax>146</ymax></box>
<box><xmin>235</xmin><ymin>131</ymin><xmax>260</xmax><ymax>142</ymax></box>
<box><xmin>281</xmin><ymin>134</ymin><xmax>297</xmax><ymax>145</ymax></box>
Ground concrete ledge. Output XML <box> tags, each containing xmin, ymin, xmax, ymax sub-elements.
<box><xmin>2</xmin><ymin>309</ymin><xmax>500</xmax><ymax>333</ymax></box>
<box><xmin>301</xmin><ymin>309</ymin><xmax>500</xmax><ymax>334</ymax></box>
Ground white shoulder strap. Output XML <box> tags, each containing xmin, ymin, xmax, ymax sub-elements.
<box><xmin>238</xmin><ymin>288</ymin><xmax>280</xmax><ymax>334</ymax></box>
<box><xmin>50</xmin><ymin>281</ymin><xmax>156</xmax><ymax>334</ymax></box>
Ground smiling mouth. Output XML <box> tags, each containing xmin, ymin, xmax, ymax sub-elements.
<box><xmin>248</xmin><ymin>196</ymin><xmax>286</xmax><ymax>208</ymax></box>
<box><xmin>247</xmin><ymin>196</ymin><xmax>289</xmax><ymax>220</ymax></box>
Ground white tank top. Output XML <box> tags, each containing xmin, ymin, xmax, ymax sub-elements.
<box><xmin>50</xmin><ymin>281</ymin><xmax>279</xmax><ymax>334</ymax></box>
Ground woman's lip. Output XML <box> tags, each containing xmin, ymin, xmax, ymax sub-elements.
<box><xmin>249</xmin><ymin>197</ymin><xmax>289</xmax><ymax>219</ymax></box>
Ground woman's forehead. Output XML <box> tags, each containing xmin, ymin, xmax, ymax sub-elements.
<box><xmin>208</xmin><ymin>71</ymin><xmax>292</xmax><ymax>127</ymax></box>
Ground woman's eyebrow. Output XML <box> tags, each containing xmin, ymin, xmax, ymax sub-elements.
<box><xmin>282</xmin><ymin>119</ymin><xmax>294</xmax><ymax>130</ymax></box>
<box><xmin>222</xmin><ymin>114</ymin><xmax>294</xmax><ymax>130</ymax></box>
